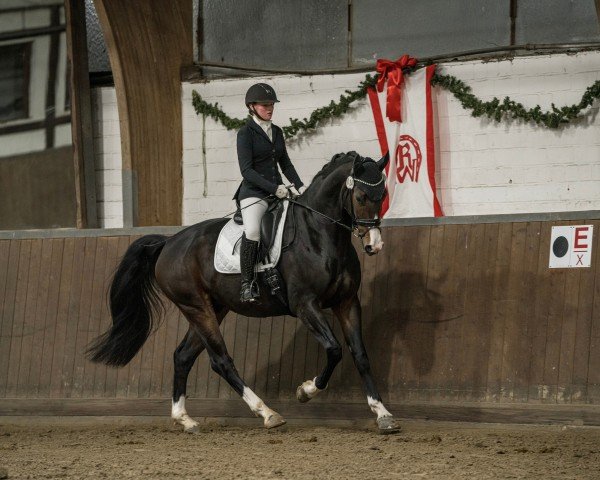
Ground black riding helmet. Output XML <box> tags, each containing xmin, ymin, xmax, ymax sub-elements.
<box><xmin>245</xmin><ymin>83</ymin><xmax>279</xmax><ymax>106</ymax></box>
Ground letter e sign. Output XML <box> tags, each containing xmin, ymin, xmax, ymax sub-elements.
<box><xmin>549</xmin><ymin>225</ymin><xmax>593</xmax><ymax>268</ymax></box>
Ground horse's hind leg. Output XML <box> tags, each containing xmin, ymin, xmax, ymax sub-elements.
<box><xmin>171</xmin><ymin>327</ymin><xmax>206</xmax><ymax>433</ymax></box>
<box><xmin>171</xmin><ymin>307</ymin><xmax>228</xmax><ymax>433</ymax></box>
<box><xmin>333</xmin><ymin>295</ymin><xmax>400</xmax><ymax>434</ymax></box>
<box><xmin>177</xmin><ymin>295</ymin><xmax>285</xmax><ymax>430</ymax></box>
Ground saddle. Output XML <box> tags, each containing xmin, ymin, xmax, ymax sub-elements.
<box><xmin>234</xmin><ymin>199</ymin><xmax>285</xmax><ymax>262</ymax></box>
<box><xmin>229</xmin><ymin>199</ymin><xmax>287</xmax><ymax>305</ymax></box>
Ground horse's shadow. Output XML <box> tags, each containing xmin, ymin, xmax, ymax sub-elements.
<box><xmin>360</xmin><ymin>270</ymin><xmax>445</xmax><ymax>399</ymax></box>
<box><xmin>252</xmin><ymin>270</ymin><xmax>444</xmax><ymax>403</ymax></box>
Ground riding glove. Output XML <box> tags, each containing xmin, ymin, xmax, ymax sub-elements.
<box><xmin>298</xmin><ymin>186</ymin><xmax>307</xmax><ymax>195</ymax></box>
<box><xmin>275</xmin><ymin>185</ymin><xmax>288</xmax><ymax>199</ymax></box>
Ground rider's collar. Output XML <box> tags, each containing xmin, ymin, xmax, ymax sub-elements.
<box><xmin>252</xmin><ymin>114</ymin><xmax>272</xmax><ymax>130</ymax></box>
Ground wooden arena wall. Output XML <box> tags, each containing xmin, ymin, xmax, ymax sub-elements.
<box><xmin>1</xmin><ymin>213</ymin><xmax>599</xmax><ymax>424</ymax></box>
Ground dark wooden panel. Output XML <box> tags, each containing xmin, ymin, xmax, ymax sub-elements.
<box><xmin>572</xmin><ymin>221</ymin><xmax>600</xmax><ymax>401</ymax></box>
<box><xmin>60</xmin><ymin>237</ymin><xmax>87</xmax><ymax>397</ymax></box>
<box><xmin>499</xmin><ymin>222</ymin><xmax>529</xmax><ymax>402</ymax></box>
<box><xmin>38</xmin><ymin>239</ymin><xmax>65</xmax><ymax>397</ymax></box>
<box><xmin>27</xmin><ymin>239</ymin><xmax>54</xmax><ymax>396</ymax></box>
<box><xmin>81</xmin><ymin>237</ymin><xmax>107</xmax><ymax>397</ymax></box>
<box><xmin>49</xmin><ymin>238</ymin><xmax>75</xmax><ymax>397</ymax></box>
<box><xmin>0</xmin><ymin>240</ymin><xmax>19</xmax><ymax>397</ymax></box>
<box><xmin>1</xmin><ymin>220</ymin><xmax>600</xmax><ymax>419</ymax></box>
<box><xmin>6</xmin><ymin>240</ymin><xmax>31</xmax><ymax>397</ymax></box>
<box><xmin>456</xmin><ymin>223</ymin><xmax>488</xmax><ymax>401</ymax></box>
<box><xmin>92</xmin><ymin>236</ymin><xmax>119</xmax><ymax>397</ymax></box>
<box><xmin>416</xmin><ymin>224</ymin><xmax>446</xmax><ymax>401</ymax></box>
<box><xmin>16</xmin><ymin>239</ymin><xmax>42</xmax><ymax>396</ymax></box>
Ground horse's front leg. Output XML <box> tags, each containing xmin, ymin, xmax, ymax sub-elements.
<box><xmin>333</xmin><ymin>295</ymin><xmax>400</xmax><ymax>434</ymax></box>
<box><xmin>294</xmin><ymin>298</ymin><xmax>343</xmax><ymax>403</ymax></box>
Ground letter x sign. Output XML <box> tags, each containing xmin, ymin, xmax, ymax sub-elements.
<box><xmin>549</xmin><ymin>225</ymin><xmax>594</xmax><ymax>268</ymax></box>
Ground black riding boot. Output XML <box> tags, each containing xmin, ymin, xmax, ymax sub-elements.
<box><xmin>240</xmin><ymin>234</ymin><xmax>260</xmax><ymax>302</ymax></box>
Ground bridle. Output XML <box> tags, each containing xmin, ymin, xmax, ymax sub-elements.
<box><xmin>344</xmin><ymin>172</ymin><xmax>386</xmax><ymax>236</ymax></box>
<box><xmin>287</xmin><ymin>165</ymin><xmax>386</xmax><ymax>242</ymax></box>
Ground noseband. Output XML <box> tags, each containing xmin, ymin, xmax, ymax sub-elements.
<box><xmin>281</xmin><ymin>164</ymin><xmax>386</xmax><ymax>243</ymax></box>
<box><xmin>344</xmin><ymin>172</ymin><xmax>385</xmax><ymax>238</ymax></box>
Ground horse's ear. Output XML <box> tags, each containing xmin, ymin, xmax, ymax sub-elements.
<box><xmin>377</xmin><ymin>151</ymin><xmax>390</xmax><ymax>171</ymax></box>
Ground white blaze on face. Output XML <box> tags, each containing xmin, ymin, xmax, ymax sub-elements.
<box><xmin>366</xmin><ymin>226</ymin><xmax>384</xmax><ymax>253</ymax></box>
<box><xmin>367</xmin><ymin>395</ymin><xmax>393</xmax><ymax>419</ymax></box>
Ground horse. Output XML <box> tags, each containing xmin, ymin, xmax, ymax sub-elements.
<box><xmin>88</xmin><ymin>151</ymin><xmax>400</xmax><ymax>434</ymax></box>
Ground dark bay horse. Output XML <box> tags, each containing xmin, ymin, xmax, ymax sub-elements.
<box><xmin>88</xmin><ymin>151</ymin><xmax>400</xmax><ymax>434</ymax></box>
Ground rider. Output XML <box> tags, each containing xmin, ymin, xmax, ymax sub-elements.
<box><xmin>236</xmin><ymin>83</ymin><xmax>306</xmax><ymax>303</ymax></box>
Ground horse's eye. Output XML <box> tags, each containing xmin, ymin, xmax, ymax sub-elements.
<box><xmin>356</xmin><ymin>192</ymin><xmax>367</xmax><ymax>206</ymax></box>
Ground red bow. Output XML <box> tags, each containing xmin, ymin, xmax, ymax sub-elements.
<box><xmin>376</xmin><ymin>55</ymin><xmax>418</xmax><ymax>123</ymax></box>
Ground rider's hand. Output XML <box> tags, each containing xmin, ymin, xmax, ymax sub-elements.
<box><xmin>275</xmin><ymin>185</ymin><xmax>288</xmax><ymax>199</ymax></box>
<box><xmin>298</xmin><ymin>186</ymin><xmax>307</xmax><ymax>195</ymax></box>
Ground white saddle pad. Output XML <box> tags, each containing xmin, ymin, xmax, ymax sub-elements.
<box><xmin>214</xmin><ymin>200</ymin><xmax>289</xmax><ymax>274</ymax></box>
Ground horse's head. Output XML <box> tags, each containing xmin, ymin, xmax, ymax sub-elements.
<box><xmin>345</xmin><ymin>152</ymin><xmax>390</xmax><ymax>255</ymax></box>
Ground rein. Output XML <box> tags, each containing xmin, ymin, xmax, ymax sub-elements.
<box><xmin>288</xmin><ymin>185</ymin><xmax>381</xmax><ymax>241</ymax></box>
<box><xmin>286</xmin><ymin>196</ymin><xmax>356</xmax><ymax>235</ymax></box>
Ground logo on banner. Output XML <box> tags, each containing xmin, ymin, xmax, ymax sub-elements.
<box><xmin>549</xmin><ymin>225</ymin><xmax>594</xmax><ymax>268</ymax></box>
<box><xmin>395</xmin><ymin>134</ymin><xmax>422</xmax><ymax>183</ymax></box>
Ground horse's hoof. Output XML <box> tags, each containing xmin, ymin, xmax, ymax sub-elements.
<box><xmin>264</xmin><ymin>413</ymin><xmax>286</xmax><ymax>429</ymax></box>
<box><xmin>377</xmin><ymin>416</ymin><xmax>401</xmax><ymax>434</ymax></box>
<box><xmin>183</xmin><ymin>423</ymin><xmax>200</xmax><ymax>434</ymax></box>
<box><xmin>296</xmin><ymin>384</ymin><xmax>312</xmax><ymax>403</ymax></box>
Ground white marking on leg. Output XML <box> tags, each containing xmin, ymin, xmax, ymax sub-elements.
<box><xmin>242</xmin><ymin>386</ymin><xmax>278</xmax><ymax>422</ymax></box>
<box><xmin>367</xmin><ymin>395</ymin><xmax>392</xmax><ymax>419</ymax></box>
<box><xmin>171</xmin><ymin>395</ymin><xmax>199</xmax><ymax>431</ymax></box>
<box><xmin>300</xmin><ymin>377</ymin><xmax>325</xmax><ymax>399</ymax></box>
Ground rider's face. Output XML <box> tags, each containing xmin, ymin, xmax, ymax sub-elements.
<box><xmin>252</xmin><ymin>102</ymin><xmax>274</xmax><ymax>120</ymax></box>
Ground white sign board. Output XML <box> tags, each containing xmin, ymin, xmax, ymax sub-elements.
<box><xmin>549</xmin><ymin>225</ymin><xmax>593</xmax><ymax>268</ymax></box>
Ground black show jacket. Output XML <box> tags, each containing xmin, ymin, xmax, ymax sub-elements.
<box><xmin>236</xmin><ymin>117</ymin><xmax>303</xmax><ymax>201</ymax></box>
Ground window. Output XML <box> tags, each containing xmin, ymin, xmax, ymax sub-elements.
<box><xmin>0</xmin><ymin>42</ymin><xmax>31</xmax><ymax>122</ymax></box>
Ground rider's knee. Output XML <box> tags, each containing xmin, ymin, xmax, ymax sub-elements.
<box><xmin>244</xmin><ymin>225</ymin><xmax>260</xmax><ymax>242</ymax></box>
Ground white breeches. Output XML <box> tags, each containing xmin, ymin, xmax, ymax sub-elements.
<box><xmin>240</xmin><ymin>197</ymin><xmax>269</xmax><ymax>242</ymax></box>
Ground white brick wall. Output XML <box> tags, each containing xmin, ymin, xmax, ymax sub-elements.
<box><xmin>93</xmin><ymin>50</ymin><xmax>600</xmax><ymax>226</ymax></box>
<box><xmin>91</xmin><ymin>87</ymin><xmax>123</xmax><ymax>228</ymax></box>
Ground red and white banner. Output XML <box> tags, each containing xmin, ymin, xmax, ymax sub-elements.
<box><xmin>368</xmin><ymin>61</ymin><xmax>443</xmax><ymax>218</ymax></box>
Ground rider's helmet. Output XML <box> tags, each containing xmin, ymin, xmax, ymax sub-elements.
<box><xmin>245</xmin><ymin>83</ymin><xmax>279</xmax><ymax>106</ymax></box>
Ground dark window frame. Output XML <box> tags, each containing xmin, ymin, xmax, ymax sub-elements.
<box><xmin>0</xmin><ymin>41</ymin><xmax>32</xmax><ymax>123</ymax></box>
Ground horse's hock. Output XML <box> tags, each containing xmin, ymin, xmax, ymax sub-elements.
<box><xmin>1</xmin><ymin>211</ymin><xmax>600</xmax><ymax>425</ymax></box>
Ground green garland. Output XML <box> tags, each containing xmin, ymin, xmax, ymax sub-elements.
<box><xmin>431</xmin><ymin>74</ymin><xmax>600</xmax><ymax>129</ymax></box>
<box><xmin>191</xmin><ymin>71</ymin><xmax>599</xmax><ymax>139</ymax></box>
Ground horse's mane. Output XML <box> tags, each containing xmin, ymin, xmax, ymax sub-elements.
<box><xmin>309</xmin><ymin>152</ymin><xmax>357</xmax><ymax>186</ymax></box>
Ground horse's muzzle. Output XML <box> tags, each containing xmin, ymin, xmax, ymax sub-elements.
<box><xmin>365</xmin><ymin>245</ymin><xmax>376</xmax><ymax>256</ymax></box>
<box><xmin>364</xmin><ymin>228</ymin><xmax>384</xmax><ymax>255</ymax></box>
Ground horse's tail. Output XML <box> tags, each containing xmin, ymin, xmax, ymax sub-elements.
<box><xmin>87</xmin><ymin>234</ymin><xmax>167</xmax><ymax>367</ymax></box>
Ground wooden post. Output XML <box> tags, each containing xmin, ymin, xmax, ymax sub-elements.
<box><xmin>64</xmin><ymin>0</ymin><xmax>98</xmax><ymax>228</ymax></box>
